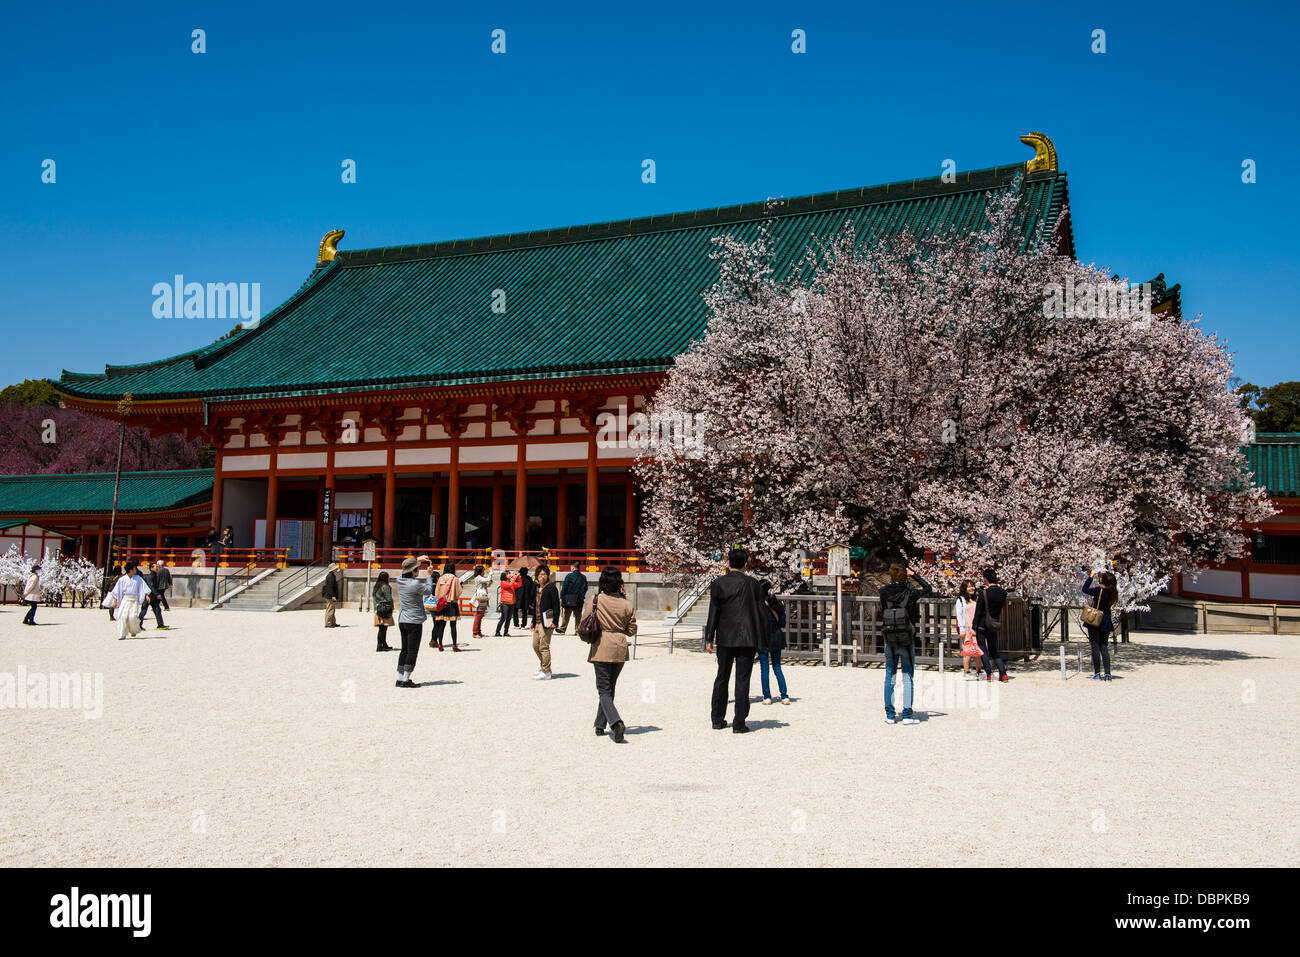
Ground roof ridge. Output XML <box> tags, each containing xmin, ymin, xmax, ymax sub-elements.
<box><xmin>338</xmin><ymin>163</ymin><xmax>1052</xmax><ymax>266</ymax></box>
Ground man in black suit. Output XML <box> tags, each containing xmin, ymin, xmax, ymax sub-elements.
<box><xmin>704</xmin><ymin>548</ymin><xmax>771</xmax><ymax>733</ymax></box>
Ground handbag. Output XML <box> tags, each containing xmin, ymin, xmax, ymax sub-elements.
<box><xmin>960</xmin><ymin>633</ymin><xmax>981</xmax><ymax>656</ymax></box>
<box><xmin>578</xmin><ymin>595</ymin><xmax>601</xmax><ymax>643</ymax></box>
<box><xmin>1081</xmin><ymin>584</ymin><xmax>1106</xmax><ymax>627</ymax></box>
<box><xmin>981</xmin><ymin>588</ymin><xmax>1001</xmax><ymax>632</ymax></box>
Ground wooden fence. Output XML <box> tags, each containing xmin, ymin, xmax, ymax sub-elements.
<box><xmin>779</xmin><ymin>594</ymin><xmax>1040</xmax><ymax>667</ymax></box>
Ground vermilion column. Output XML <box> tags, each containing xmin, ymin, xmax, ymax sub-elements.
<box><xmin>445</xmin><ymin>439</ymin><xmax>461</xmax><ymax>551</ymax></box>
<box><xmin>383</xmin><ymin>442</ymin><xmax>396</xmax><ymax>549</ymax></box>
<box><xmin>556</xmin><ymin>471</ymin><xmax>568</xmax><ymax>550</ymax></box>
<box><xmin>211</xmin><ymin>452</ymin><xmax>224</xmax><ymax>534</ymax></box>
<box><xmin>514</xmin><ymin>440</ymin><xmax>527</xmax><ymax>551</ymax></box>
<box><xmin>265</xmin><ymin>451</ymin><xmax>279</xmax><ymax>552</ymax></box>
<box><xmin>585</xmin><ymin>431</ymin><xmax>598</xmax><ymax>552</ymax></box>
<box><xmin>624</xmin><ymin>475</ymin><xmax>635</xmax><ymax>550</ymax></box>
<box><xmin>491</xmin><ymin>472</ymin><xmax>503</xmax><ymax>549</ymax></box>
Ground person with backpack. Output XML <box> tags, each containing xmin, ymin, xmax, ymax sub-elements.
<box><xmin>429</xmin><ymin>561</ymin><xmax>464</xmax><ymax>651</ymax></box>
<box><xmin>1081</xmin><ymin>569</ymin><xmax>1119</xmax><ymax>681</ymax></box>
<box><xmin>469</xmin><ymin>564</ymin><xmax>492</xmax><ymax>638</ymax></box>
<box><xmin>394</xmin><ymin>556</ymin><xmax>432</xmax><ymax>687</ymax></box>
<box><xmin>373</xmin><ymin>571</ymin><xmax>394</xmax><ymax>651</ymax></box>
<box><xmin>974</xmin><ymin>568</ymin><xmax>1008</xmax><ymax>681</ymax></box>
<box><xmin>758</xmin><ymin>580</ymin><xmax>790</xmax><ymax>706</ymax></box>
<box><xmin>530</xmin><ymin>566</ymin><xmax>561</xmax><ymax>679</ymax></box>
<box><xmin>495</xmin><ymin>569</ymin><xmax>518</xmax><ymax>636</ymax></box>
<box><xmin>580</xmin><ymin>566</ymin><xmax>637</xmax><ymax>742</ymax></box>
<box><xmin>704</xmin><ymin>548</ymin><xmax>771</xmax><ymax>734</ymax></box>
<box><xmin>877</xmin><ymin>562</ymin><xmax>932</xmax><ymax>725</ymax></box>
<box><xmin>322</xmin><ymin>564</ymin><xmax>341</xmax><ymax>627</ymax></box>
<box><xmin>556</xmin><ymin>562</ymin><xmax>588</xmax><ymax>634</ymax></box>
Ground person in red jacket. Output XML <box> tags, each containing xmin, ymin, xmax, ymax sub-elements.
<box><xmin>494</xmin><ymin>569</ymin><xmax>519</xmax><ymax>637</ymax></box>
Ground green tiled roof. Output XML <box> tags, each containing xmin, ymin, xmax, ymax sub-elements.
<box><xmin>1247</xmin><ymin>434</ymin><xmax>1300</xmax><ymax>498</ymax></box>
<box><xmin>57</xmin><ymin>164</ymin><xmax>1071</xmax><ymax>402</ymax></box>
<box><xmin>0</xmin><ymin>469</ymin><xmax>213</xmax><ymax>515</ymax></box>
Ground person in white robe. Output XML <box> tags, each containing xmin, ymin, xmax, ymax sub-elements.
<box><xmin>105</xmin><ymin>561</ymin><xmax>152</xmax><ymax>640</ymax></box>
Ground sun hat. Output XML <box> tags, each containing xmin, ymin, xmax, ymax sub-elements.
<box><xmin>401</xmin><ymin>556</ymin><xmax>419</xmax><ymax>574</ymax></box>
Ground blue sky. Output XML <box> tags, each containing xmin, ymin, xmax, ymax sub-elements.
<box><xmin>1</xmin><ymin>0</ymin><xmax>1296</xmax><ymax>388</ymax></box>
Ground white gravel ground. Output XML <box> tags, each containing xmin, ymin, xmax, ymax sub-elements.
<box><xmin>2</xmin><ymin>603</ymin><xmax>1296</xmax><ymax>867</ymax></box>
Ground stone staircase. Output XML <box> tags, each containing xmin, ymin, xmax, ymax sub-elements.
<box><xmin>676</xmin><ymin>594</ymin><xmax>711</xmax><ymax>628</ymax></box>
<box><xmin>216</xmin><ymin>569</ymin><xmax>285</xmax><ymax>611</ymax></box>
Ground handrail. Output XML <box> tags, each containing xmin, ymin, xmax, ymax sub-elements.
<box><xmin>276</xmin><ymin>555</ymin><xmax>328</xmax><ymax>605</ymax></box>
<box><xmin>213</xmin><ymin>561</ymin><xmax>257</xmax><ymax>604</ymax></box>
<box><xmin>665</xmin><ymin>570</ymin><xmax>719</xmax><ymax>653</ymax></box>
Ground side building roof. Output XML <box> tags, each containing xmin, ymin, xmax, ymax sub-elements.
<box><xmin>1247</xmin><ymin>434</ymin><xmax>1300</xmax><ymax>499</ymax></box>
<box><xmin>0</xmin><ymin>469</ymin><xmax>214</xmax><ymax>516</ymax></box>
<box><xmin>57</xmin><ymin>160</ymin><xmax>1071</xmax><ymax>404</ymax></box>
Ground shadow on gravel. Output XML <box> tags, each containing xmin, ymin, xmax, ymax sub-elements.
<box><xmin>743</xmin><ymin>719</ymin><xmax>790</xmax><ymax>732</ymax></box>
<box><xmin>1011</xmin><ymin>641</ymin><xmax>1271</xmax><ymax>673</ymax></box>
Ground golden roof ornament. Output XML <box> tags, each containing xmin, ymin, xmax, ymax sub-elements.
<box><xmin>317</xmin><ymin>228</ymin><xmax>345</xmax><ymax>266</ymax></box>
<box><xmin>1020</xmin><ymin>132</ymin><xmax>1057</xmax><ymax>174</ymax></box>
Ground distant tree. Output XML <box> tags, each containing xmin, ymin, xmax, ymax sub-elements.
<box><xmin>0</xmin><ymin>378</ymin><xmax>58</xmax><ymax>406</ymax></box>
<box><xmin>0</xmin><ymin>403</ymin><xmax>202</xmax><ymax>475</ymax></box>
<box><xmin>1237</xmin><ymin>381</ymin><xmax>1300</xmax><ymax>433</ymax></box>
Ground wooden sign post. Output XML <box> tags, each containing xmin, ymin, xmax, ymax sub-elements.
<box><xmin>826</xmin><ymin>545</ymin><xmax>850</xmax><ymax>667</ymax></box>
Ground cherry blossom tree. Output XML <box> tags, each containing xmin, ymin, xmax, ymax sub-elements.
<box><xmin>636</xmin><ymin>180</ymin><xmax>1274</xmax><ymax>592</ymax></box>
<box><xmin>0</xmin><ymin>404</ymin><xmax>201</xmax><ymax>475</ymax></box>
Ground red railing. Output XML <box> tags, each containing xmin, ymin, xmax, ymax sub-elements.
<box><xmin>329</xmin><ymin>546</ymin><xmax>648</xmax><ymax>573</ymax></box>
<box><xmin>111</xmin><ymin>547</ymin><xmax>290</xmax><ymax>569</ymax></box>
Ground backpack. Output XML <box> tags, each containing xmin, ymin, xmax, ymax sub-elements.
<box><xmin>578</xmin><ymin>595</ymin><xmax>601</xmax><ymax>644</ymax></box>
<box><xmin>881</xmin><ymin>589</ymin><xmax>914</xmax><ymax>647</ymax></box>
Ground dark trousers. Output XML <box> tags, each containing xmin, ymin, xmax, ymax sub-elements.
<box><xmin>376</xmin><ymin>624</ymin><xmax>389</xmax><ymax>649</ymax></box>
<box><xmin>1084</xmin><ymin>624</ymin><xmax>1112</xmax><ymax>676</ymax></box>
<box><xmin>977</xmin><ymin>627</ymin><xmax>1005</xmax><ymax>677</ymax></box>
<box><xmin>593</xmin><ymin>661</ymin><xmax>624</xmax><ymax>730</ymax></box>
<box><xmin>514</xmin><ymin>598</ymin><xmax>530</xmax><ymax>627</ymax></box>
<box><xmin>495</xmin><ymin>603</ymin><xmax>513</xmax><ymax>635</ymax></box>
<box><xmin>157</xmin><ymin>591</ymin><xmax>170</xmax><ymax>611</ymax></box>
<box><xmin>140</xmin><ymin>596</ymin><xmax>164</xmax><ymax>628</ymax></box>
<box><xmin>22</xmin><ymin>601</ymin><xmax>37</xmax><ymax>624</ymax></box>
<box><xmin>397</xmin><ymin>622</ymin><xmax>422</xmax><ymax>675</ymax></box>
<box><xmin>432</xmin><ymin>619</ymin><xmax>458</xmax><ymax>647</ymax></box>
<box><xmin>711</xmin><ymin>646</ymin><xmax>756</xmax><ymax>727</ymax></box>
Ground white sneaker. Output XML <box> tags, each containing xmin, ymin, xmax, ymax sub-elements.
<box><xmin>963</xmin><ymin>673</ymin><xmax>976</xmax><ymax>681</ymax></box>
<box><xmin>537</xmin><ymin>671</ymin><xmax>553</xmax><ymax>680</ymax></box>
<box><xmin>901</xmin><ymin>717</ymin><xmax>920</xmax><ymax>725</ymax></box>
<box><xmin>885</xmin><ymin>716</ymin><xmax>896</xmax><ymax>725</ymax></box>
<box><xmin>531</xmin><ymin>670</ymin><xmax>543</xmax><ymax>679</ymax></box>
<box><xmin>762</xmin><ymin>698</ymin><xmax>773</xmax><ymax>706</ymax></box>
<box><xmin>781</xmin><ymin>697</ymin><xmax>791</xmax><ymax>705</ymax></box>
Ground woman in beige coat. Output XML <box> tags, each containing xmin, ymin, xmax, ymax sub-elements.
<box><xmin>583</xmin><ymin>567</ymin><xmax>637</xmax><ymax>743</ymax></box>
